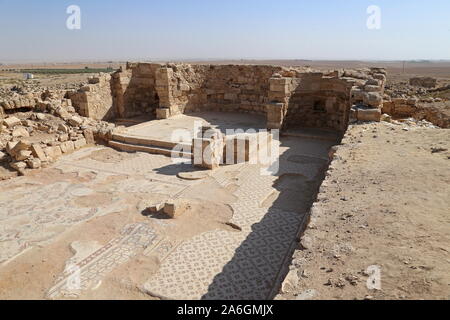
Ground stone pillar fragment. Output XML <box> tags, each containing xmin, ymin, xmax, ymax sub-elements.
<box><xmin>192</xmin><ymin>127</ymin><xmax>223</xmax><ymax>170</ymax></box>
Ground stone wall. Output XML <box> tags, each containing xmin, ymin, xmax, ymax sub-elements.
<box><xmin>69</xmin><ymin>73</ymin><xmax>114</xmax><ymax>121</ymax></box>
<box><xmin>109</xmin><ymin>63</ymin><xmax>386</xmax><ymax>132</ymax></box>
<box><xmin>111</xmin><ymin>63</ymin><xmax>160</xmax><ymax>119</ymax></box>
<box><xmin>281</xmin><ymin>73</ymin><xmax>353</xmax><ymax>132</ymax></box>
<box><xmin>110</xmin><ymin>63</ymin><xmax>295</xmax><ymax>120</ymax></box>
<box><xmin>174</xmin><ymin>64</ymin><xmax>283</xmax><ymax>115</ymax></box>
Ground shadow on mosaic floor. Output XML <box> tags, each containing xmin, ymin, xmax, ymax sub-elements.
<box><xmin>201</xmin><ymin>136</ymin><xmax>332</xmax><ymax>300</ymax></box>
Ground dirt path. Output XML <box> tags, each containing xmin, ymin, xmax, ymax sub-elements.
<box><xmin>278</xmin><ymin>122</ymin><xmax>450</xmax><ymax>300</ymax></box>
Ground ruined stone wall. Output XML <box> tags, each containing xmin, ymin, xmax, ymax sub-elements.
<box><xmin>382</xmin><ymin>98</ymin><xmax>418</xmax><ymax>118</ymax></box>
<box><xmin>383</xmin><ymin>98</ymin><xmax>449</xmax><ymax>128</ymax></box>
<box><xmin>111</xmin><ymin>63</ymin><xmax>160</xmax><ymax>119</ymax></box>
<box><xmin>0</xmin><ymin>92</ymin><xmax>40</xmax><ymax>111</ymax></box>
<box><xmin>112</xmin><ymin>63</ymin><xmax>289</xmax><ymax>119</ymax></box>
<box><xmin>283</xmin><ymin>73</ymin><xmax>353</xmax><ymax>132</ymax></box>
<box><xmin>110</xmin><ymin>63</ymin><xmax>382</xmax><ymax>132</ymax></box>
<box><xmin>172</xmin><ymin>64</ymin><xmax>284</xmax><ymax>115</ymax></box>
<box><xmin>69</xmin><ymin>73</ymin><xmax>114</xmax><ymax>121</ymax></box>
<box><xmin>409</xmin><ymin>77</ymin><xmax>437</xmax><ymax>88</ymax></box>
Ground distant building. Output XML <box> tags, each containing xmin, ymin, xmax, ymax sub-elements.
<box><xmin>23</xmin><ymin>73</ymin><xmax>34</xmax><ymax>80</ymax></box>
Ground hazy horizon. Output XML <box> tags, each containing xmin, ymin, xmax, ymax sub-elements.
<box><xmin>1</xmin><ymin>0</ymin><xmax>449</xmax><ymax>63</ymax></box>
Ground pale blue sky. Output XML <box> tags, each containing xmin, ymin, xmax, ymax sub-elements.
<box><xmin>0</xmin><ymin>0</ymin><xmax>449</xmax><ymax>62</ymax></box>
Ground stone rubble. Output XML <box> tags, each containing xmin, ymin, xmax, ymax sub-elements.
<box><xmin>0</xmin><ymin>75</ymin><xmax>117</xmax><ymax>176</ymax></box>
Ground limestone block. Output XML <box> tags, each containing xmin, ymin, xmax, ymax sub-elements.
<box><xmin>351</xmin><ymin>88</ymin><xmax>365</xmax><ymax>101</ymax></box>
<box><xmin>364</xmin><ymin>85</ymin><xmax>382</xmax><ymax>92</ymax></box>
<box><xmin>357</xmin><ymin>108</ymin><xmax>381</xmax><ymax>122</ymax></box>
<box><xmin>193</xmin><ymin>136</ymin><xmax>223</xmax><ymax>170</ymax></box>
<box><xmin>12</xmin><ymin>127</ymin><xmax>29</xmax><ymax>138</ymax></box>
<box><xmin>60</xmin><ymin>141</ymin><xmax>75</xmax><ymax>154</ymax></box>
<box><xmin>382</xmin><ymin>101</ymin><xmax>394</xmax><ymax>114</ymax></box>
<box><xmin>163</xmin><ymin>199</ymin><xmax>189</xmax><ymax>219</ymax></box>
<box><xmin>74</xmin><ymin>138</ymin><xmax>87</xmax><ymax>149</ymax></box>
<box><xmin>26</xmin><ymin>158</ymin><xmax>41</xmax><ymax>169</ymax></box>
<box><xmin>381</xmin><ymin>114</ymin><xmax>392</xmax><ymax>122</ymax></box>
<box><xmin>365</xmin><ymin>79</ymin><xmax>381</xmax><ymax>86</ymax></box>
<box><xmin>269</xmin><ymin>83</ymin><xmax>289</xmax><ymax>93</ymax></box>
<box><xmin>270</xmin><ymin>78</ymin><xmax>290</xmax><ymax>86</ymax></box>
<box><xmin>266</xmin><ymin>103</ymin><xmax>284</xmax><ymax>129</ymax></box>
<box><xmin>3</xmin><ymin>116</ymin><xmax>21</xmax><ymax>128</ymax></box>
<box><xmin>68</xmin><ymin>116</ymin><xmax>83</xmax><ymax>127</ymax></box>
<box><xmin>373</xmin><ymin>73</ymin><xmax>386</xmax><ymax>82</ymax></box>
<box><xmin>10</xmin><ymin>140</ymin><xmax>31</xmax><ymax>153</ymax></box>
<box><xmin>156</xmin><ymin>108</ymin><xmax>171</xmax><ymax>120</ymax></box>
<box><xmin>364</xmin><ymin>92</ymin><xmax>383</xmax><ymax>107</ymax></box>
<box><xmin>15</xmin><ymin>150</ymin><xmax>32</xmax><ymax>161</ymax></box>
<box><xmin>58</xmin><ymin>133</ymin><xmax>69</xmax><ymax>142</ymax></box>
<box><xmin>179</xmin><ymin>84</ymin><xmax>190</xmax><ymax>91</ymax></box>
<box><xmin>31</xmin><ymin>144</ymin><xmax>47</xmax><ymax>162</ymax></box>
<box><xmin>45</xmin><ymin>146</ymin><xmax>62</xmax><ymax>159</ymax></box>
<box><xmin>11</xmin><ymin>161</ymin><xmax>27</xmax><ymax>171</ymax></box>
<box><xmin>83</xmin><ymin>129</ymin><xmax>95</xmax><ymax>145</ymax></box>
<box><xmin>224</xmin><ymin>93</ymin><xmax>238</xmax><ymax>101</ymax></box>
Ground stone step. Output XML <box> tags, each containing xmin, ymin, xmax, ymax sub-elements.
<box><xmin>112</xmin><ymin>133</ymin><xmax>192</xmax><ymax>150</ymax></box>
<box><xmin>108</xmin><ymin>140</ymin><xmax>193</xmax><ymax>159</ymax></box>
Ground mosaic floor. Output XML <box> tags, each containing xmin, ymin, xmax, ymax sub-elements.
<box><xmin>143</xmin><ymin>136</ymin><xmax>334</xmax><ymax>300</ymax></box>
<box><xmin>0</xmin><ymin>147</ymin><xmax>197</xmax><ymax>265</ymax></box>
<box><xmin>0</xmin><ymin>134</ymin><xmax>335</xmax><ymax>300</ymax></box>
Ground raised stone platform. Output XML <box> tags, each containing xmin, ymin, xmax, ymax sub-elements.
<box><xmin>109</xmin><ymin>112</ymin><xmax>268</xmax><ymax>160</ymax></box>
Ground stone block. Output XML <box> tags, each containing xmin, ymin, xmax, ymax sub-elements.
<box><xmin>58</xmin><ymin>133</ymin><xmax>69</xmax><ymax>142</ymax></box>
<box><xmin>163</xmin><ymin>199</ymin><xmax>189</xmax><ymax>219</ymax></box>
<box><xmin>31</xmin><ymin>144</ymin><xmax>47</xmax><ymax>161</ymax></box>
<box><xmin>269</xmin><ymin>83</ymin><xmax>289</xmax><ymax>93</ymax></box>
<box><xmin>83</xmin><ymin>129</ymin><xmax>95</xmax><ymax>145</ymax></box>
<box><xmin>45</xmin><ymin>146</ymin><xmax>62</xmax><ymax>159</ymax></box>
<box><xmin>74</xmin><ymin>138</ymin><xmax>87</xmax><ymax>149</ymax></box>
<box><xmin>156</xmin><ymin>108</ymin><xmax>171</xmax><ymax>120</ymax></box>
<box><xmin>26</xmin><ymin>158</ymin><xmax>41</xmax><ymax>169</ymax></box>
<box><xmin>3</xmin><ymin>116</ymin><xmax>21</xmax><ymax>128</ymax></box>
<box><xmin>364</xmin><ymin>85</ymin><xmax>382</xmax><ymax>92</ymax></box>
<box><xmin>364</xmin><ymin>92</ymin><xmax>383</xmax><ymax>107</ymax></box>
<box><xmin>11</xmin><ymin>161</ymin><xmax>27</xmax><ymax>171</ymax></box>
<box><xmin>60</xmin><ymin>141</ymin><xmax>75</xmax><ymax>154</ymax></box>
<box><xmin>224</xmin><ymin>93</ymin><xmax>238</xmax><ymax>101</ymax></box>
<box><xmin>68</xmin><ymin>116</ymin><xmax>83</xmax><ymax>127</ymax></box>
<box><xmin>357</xmin><ymin>108</ymin><xmax>381</xmax><ymax>122</ymax></box>
<box><xmin>15</xmin><ymin>150</ymin><xmax>32</xmax><ymax>161</ymax></box>
<box><xmin>12</xmin><ymin>127</ymin><xmax>30</xmax><ymax>138</ymax></box>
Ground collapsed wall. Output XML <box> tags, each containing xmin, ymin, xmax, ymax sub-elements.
<box><xmin>383</xmin><ymin>98</ymin><xmax>449</xmax><ymax>128</ymax></box>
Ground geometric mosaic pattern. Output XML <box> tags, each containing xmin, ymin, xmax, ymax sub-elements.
<box><xmin>143</xmin><ymin>136</ymin><xmax>335</xmax><ymax>300</ymax></box>
<box><xmin>1</xmin><ymin>136</ymin><xmax>332</xmax><ymax>300</ymax></box>
<box><xmin>47</xmin><ymin>223</ymin><xmax>158</xmax><ymax>299</ymax></box>
<box><xmin>0</xmin><ymin>148</ymin><xmax>199</xmax><ymax>266</ymax></box>
<box><xmin>143</xmin><ymin>158</ymin><xmax>312</xmax><ymax>300</ymax></box>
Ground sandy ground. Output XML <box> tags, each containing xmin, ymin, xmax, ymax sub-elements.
<box><xmin>278</xmin><ymin>122</ymin><xmax>450</xmax><ymax>300</ymax></box>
